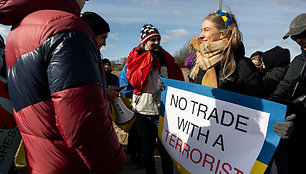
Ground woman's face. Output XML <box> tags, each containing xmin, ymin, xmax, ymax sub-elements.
<box><xmin>104</xmin><ymin>62</ymin><xmax>111</xmax><ymax>72</ymax></box>
<box><xmin>198</xmin><ymin>19</ymin><xmax>225</xmax><ymax>43</ymax></box>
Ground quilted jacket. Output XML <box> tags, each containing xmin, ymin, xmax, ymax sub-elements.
<box><xmin>0</xmin><ymin>0</ymin><xmax>125</xmax><ymax>173</ymax></box>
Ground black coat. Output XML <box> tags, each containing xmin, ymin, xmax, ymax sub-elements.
<box><xmin>272</xmin><ymin>52</ymin><xmax>306</xmax><ymax>99</ymax></box>
<box><xmin>106</xmin><ymin>72</ymin><xmax>119</xmax><ymax>87</ymax></box>
<box><xmin>263</xmin><ymin>67</ymin><xmax>288</xmax><ymax>97</ymax></box>
<box><xmin>262</xmin><ymin>46</ymin><xmax>290</xmax><ymax>98</ymax></box>
<box><xmin>192</xmin><ymin>44</ymin><xmax>264</xmax><ymax>98</ymax></box>
<box><xmin>271</xmin><ymin>51</ymin><xmax>306</xmax><ymax>173</ymax></box>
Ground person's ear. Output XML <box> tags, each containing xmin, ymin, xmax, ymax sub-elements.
<box><xmin>219</xmin><ymin>30</ymin><xmax>227</xmax><ymax>39</ymax></box>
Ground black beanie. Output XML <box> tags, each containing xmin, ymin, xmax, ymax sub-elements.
<box><xmin>81</xmin><ymin>11</ymin><xmax>110</xmax><ymax>36</ymax></box>
<box><xmin>102</xmin><ymin>58</ymin><xmax>111</xmax><ymax>65</ymax></box>
<box><xmin>250</xmin><ymin>51</ymin><xmax>263</xmax><ymax>59</ymax></box>
<box><xmin>262</xmin><ymin>46</ymin><xmax>290</xmax><ymax>70</ymax></box>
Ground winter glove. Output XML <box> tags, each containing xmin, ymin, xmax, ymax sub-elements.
<box><xmin>273</xmin><ymin>114</ymin><xmax>296</xmax><ymax>139</ymax></box>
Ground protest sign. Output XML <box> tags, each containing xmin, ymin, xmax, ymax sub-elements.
<box><xmin>158</xmin><ymin>78</ymin><xmax>286</xmax><ymax>174</ymax></box>
<box><xmin>0</xmin><ymin>126</ymin><xmax>21</xmax><ymax>174</ymax></box>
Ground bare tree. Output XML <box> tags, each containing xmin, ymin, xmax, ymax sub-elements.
<box><xmin>173</xmin><ymin>44</ymin><xmax>195</xmax><ymax>67</ymax></box>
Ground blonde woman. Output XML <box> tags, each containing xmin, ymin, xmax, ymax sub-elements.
<box><xmin>189</xmin><ymin>10</ymin><xmax>263</xmax><ymax>97</ymax></box>
<box><xmin>188</xmin><ymin>10</ymin><xmax>294</xmax><ymax>173</ymax></box>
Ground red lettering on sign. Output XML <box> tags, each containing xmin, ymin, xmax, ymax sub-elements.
<box><xmin>222</xmin><ymin>162</ymin><xmax>232</xmax><ymax>174</ymax></box>
<box><xmin>203</xmin><ymin>153</ymin><xmax>215</xmax><ymax>171</ymax></box>
<box><xmin>190</xmin><ymin>148</ymin><xmax>202</xmax><ymax>163</ymax></box>
<box><xmin>169</xmin><ymin>133</ymin><xmax>176</xmax><ymax>148</ymax></box>
<box><xmin>182</xmin><ymin>142</ymin><xmax>190</xmax><ymax>159</ymax></box>
<box><xmin>163</xmin><ymin>129</ymin><xmax>245</xmax><ymax>174</ymax></box>
<box><xmin>165</xmin><ymin>130</ymin><xmax>171</xmax><ymax>142</ymax></box>
<box><xmin>175</xmin><ymin>137</ymin><xmax>183</xmax><ymax>153</ymax></box>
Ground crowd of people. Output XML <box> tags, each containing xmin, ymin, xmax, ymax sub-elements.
<box><xmin>0</xmin><ymin>0</ymin><xmax>305</xmax><ymax>173</ymax></box>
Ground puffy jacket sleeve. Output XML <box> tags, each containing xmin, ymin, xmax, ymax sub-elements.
<box><xmin>46</xmin><ymin>32</ymin><xmax>125</xmax><ymax>173</ymax></box>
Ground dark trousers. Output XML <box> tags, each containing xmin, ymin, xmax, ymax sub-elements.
<box><xmin>264</xmin><ymin>140</ymin><xmax>288</xmax><ymax>174</ymax></box>
<box><xmin>286</xmin><ymin>112</ymin><xmax>306</xmax><ymax>174</ymax></box>
<box><xmin>127</xmin><ymin>123</ymin><xmax>142</xmax><ymax>163</ymax></box>
<box><xmin>135</xmin><ymin>113</ymin><xmax>173</xmax><ymax>174</ymax></box>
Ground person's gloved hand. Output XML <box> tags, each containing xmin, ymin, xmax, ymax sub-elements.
<box><xmin>273</xmin><ymin>114</ymin><xmax>296</xmax><ymax>139</ymax></box>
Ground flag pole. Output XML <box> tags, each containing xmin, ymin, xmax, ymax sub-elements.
<box><xmin>218</xmin><ymin>0</ymin><xmax>222</xmax><ymax>10</ymax></box>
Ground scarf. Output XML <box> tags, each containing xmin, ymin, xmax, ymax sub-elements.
<box><xmin>189</xmin><ymin>38</ymin><xmax>228</xmax><ymax>88</ymax></box>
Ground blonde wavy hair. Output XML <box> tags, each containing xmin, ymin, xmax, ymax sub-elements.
<box><xmin>204</xmin><ymin>12</ymin><xmax>243</xmax><ymax>80</ymax></box>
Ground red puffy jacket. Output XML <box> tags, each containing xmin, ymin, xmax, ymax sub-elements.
<box><xmin>0</xmin><ymin>0</ymin><xmax>125</xmax><ymax>173</ymax></box>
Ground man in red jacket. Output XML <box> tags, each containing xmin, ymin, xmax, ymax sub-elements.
<box><xmin>126</xmin><ymin>24</ymin><xmax>184</xmax><ymax>174</ymax></box>
<box><xmin>0</xmin><ymin>0</ymin><xmax>125</xmax><ymax>173</ymax></box>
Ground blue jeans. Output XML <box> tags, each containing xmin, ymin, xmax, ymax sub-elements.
<box><xmin>135</xmin><ymin>113</ymin><xmax>173</xmax><ymax>174</ymax></box>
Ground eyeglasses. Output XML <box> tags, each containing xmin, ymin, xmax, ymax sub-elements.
<box><xmin>291</xmin><ymin>30</ymin><xmax>306</xmax><ymax>41</ymax></box>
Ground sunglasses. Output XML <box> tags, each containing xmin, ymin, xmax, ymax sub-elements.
<box><xmin>291</xmin><ymin>30</ymin><xmax>306</xmax><ymax>41</ymax></box>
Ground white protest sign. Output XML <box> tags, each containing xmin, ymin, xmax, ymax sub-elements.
<box><xmin>159</xmin><ymin>78</ymin><xmax>286</xmax><ymax>174</ymax></box>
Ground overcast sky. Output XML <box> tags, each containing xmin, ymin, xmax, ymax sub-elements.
<box><xmin>0</xmin><ymin>0</ymin><xmax>305</xmax><ymax>61</ymax></box>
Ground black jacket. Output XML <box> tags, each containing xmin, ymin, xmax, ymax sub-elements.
<box><xmin>192</xmin><ymin>44</ymin><xmax>264</xmax><ymax>97</ymax></box>
<box><xmin>106</xmin><ymin>72</ymin><xmax>119</xmax><ymax>87</ymax></box>
<box><xmin>262</xmin><ymin>46</ymin><xmax>290</xmax><ymax>97</ymax></box>
<box><xmin>272</xmin><ymin>52</ymin><xmax>306</xmax><ymax>174</ymax></box>
<box><xmin>272</xmin><ymin>52</ymin><xmax>306</xmax><ymax>100</ymax></box>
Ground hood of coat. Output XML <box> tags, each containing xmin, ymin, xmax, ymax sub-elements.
<box><xmin>0</xmin><ymin>0</ymin><xmax>81</xmax><ymax>26</ymax></box>
<box><xmin>233</xmin><ymin>42</ymin><xmax>246</xmax><ymax>60</ymax></box>
<box><xmin>263</xmin><ymin>46</ymin><xmax>290</xmax><ymax>71</ymax></box>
